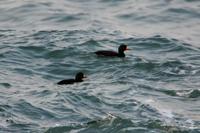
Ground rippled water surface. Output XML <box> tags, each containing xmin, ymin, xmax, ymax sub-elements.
<box><xmin>0</xmin><ymin>0</ymin><xmax>200</xmax><ymax>133</ymax></box>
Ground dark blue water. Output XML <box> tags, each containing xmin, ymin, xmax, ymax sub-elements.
<box><xmin>0</xmin><ymin>0</ymin><xmax>200</xmax><ymax>133</ymax></box>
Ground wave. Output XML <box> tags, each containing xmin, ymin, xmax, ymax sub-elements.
<box><xmin>45</xmin><ymin>113</ymin><xmax>196</xmax><ymax>133</ymax></box>
<box><xmin>41</xmin><ymin>13</ymin><xmax>87</xmax><ymax>23</ymax></box>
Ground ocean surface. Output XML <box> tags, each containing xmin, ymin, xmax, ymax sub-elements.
<box><xmin>0</xmin><ymin>0</ymin><xmax>200</xmax><ymax>133</ymax></box>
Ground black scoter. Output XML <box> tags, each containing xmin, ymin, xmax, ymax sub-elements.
<box><xmin>57</xmin><ymin>72</ymin><xmax>86</xmax><ymax>85</ymax></box>
<box><xmin>95</xmin><ymin>44</ymin><xmax>129</xmax><ymax>57</ymax></box>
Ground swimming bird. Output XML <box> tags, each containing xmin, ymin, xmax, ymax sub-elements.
<box><xmin>57</xmin><ymin>72</ymin><xmax>86</xmax><ymax>85</ymax></box>
<box><xmin>95</xmin><ymin>44</ymin><xmax>129</xmax><ymax>57</ymax></box>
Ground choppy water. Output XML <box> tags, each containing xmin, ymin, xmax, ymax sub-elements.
<box><xmin>0</xmin><ymin>0</ymin><xmax>200</xmax><ymax>133</ymax></box>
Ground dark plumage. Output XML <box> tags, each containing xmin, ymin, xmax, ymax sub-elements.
<box><xmin>57</xmin><ymin>72</ymin><xmax>86</xmax><ymax>85</ymax></box>
<box><xmin>95</xmin><ymin>44</ymin><xmax>129</xmax><ymax>57</ymax></box>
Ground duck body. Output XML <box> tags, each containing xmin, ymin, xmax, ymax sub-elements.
<box><xmin>95</xmin><ymin>50</ymin><xmax>121</xmax><ymax>57</ymax></box>
<box><xmin>95</xmin><ymin>44</ymin><xmax>128</xmax><ymax>57</ymax></box>
<box><xmin>57</xmin><ymin>72</ymin><xmax>85</xmax><ymax>85</ymax></box>
<box><xmin>57</xmin><ymin>79</ymin><xmax>81</xmax><ymax>85</ymax></box>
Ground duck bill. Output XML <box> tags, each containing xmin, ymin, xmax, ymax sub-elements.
<box><xmin>125</xmin><ymin>48</ymin><xmax>130</xmax><ymax>50</ymax></box>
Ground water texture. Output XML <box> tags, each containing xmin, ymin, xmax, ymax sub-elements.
<box><xmin>0</xmin><ymin>0</ymin><xmax>200</xmax><ymax>133</ymax></box>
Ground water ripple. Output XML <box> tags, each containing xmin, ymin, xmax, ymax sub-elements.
<box><xmin>0</xmin><ymin>0</ymin><xmax>200</xmax><ymax>132</ymax></box>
